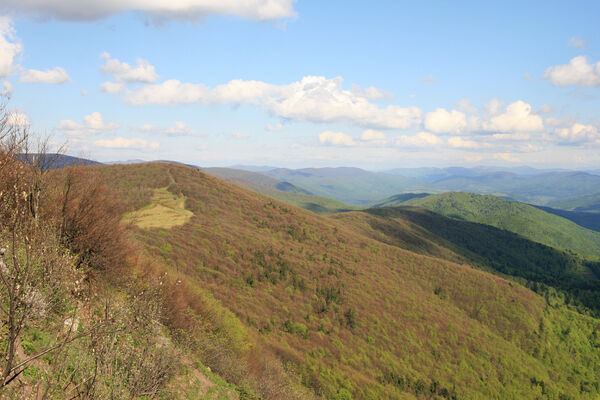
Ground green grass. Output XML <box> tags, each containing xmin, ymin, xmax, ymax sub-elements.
<box><xmin>404</xmin><ymin>192</ymin><xmax>600</xmax><ymax>259</ymax></box>
<box><xmin>124</xmin><ymin>187</ymin><xmax>194</xmax><ymax>229</ymax></box>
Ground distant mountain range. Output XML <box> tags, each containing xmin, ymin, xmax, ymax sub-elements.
<box><xmin>27</xmin><ymin>154</ymin><xmax>600</xmax><ymax>212</ymax></box>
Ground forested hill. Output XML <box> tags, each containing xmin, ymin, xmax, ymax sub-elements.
<box><xmin>402</xmin><ymin>192</ymin><xmax>600</xmax><ymax>259</ymax></box>
<box><xmin>96</xmin><ymin>162</ymin><xmax>600</xmax><ymax>399</ymax></box>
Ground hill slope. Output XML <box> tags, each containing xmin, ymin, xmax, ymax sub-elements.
<box><xmin>333</xmin><ymin>206</ymin><xmax>600</xmax><ymax>313</ymax></box>
<box><xmin>263</xmin><ymin>167</ymin><xmax>433</xmax><ymax>205</ymax></box>
<box><xmin>95</xmin><ymin>162</ymin><xmax>600</xmax><ymax>399</ymax></box>
<box><xmin>531</xmin><ymin>205</ymin><xmax>600</xmax><ymax>232</ymax></box>
<box><xmin>404</xmin><ymin>192</ymin><xmax>600</xmax><ymax>259</ymax></box>
<box><xmin>200</xmin><ymin>167</ymin><xmax>360</xmax><ymax>214</ymax></box>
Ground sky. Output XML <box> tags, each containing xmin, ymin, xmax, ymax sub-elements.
<box><xmin>0</xmin><ymin>0</ymin><xmax>599</xmax><ymax>169</ymax></box>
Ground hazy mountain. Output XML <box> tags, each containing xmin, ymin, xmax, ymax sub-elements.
<box><xmin>263</xmin><ymin>167</ymin><xmax>434</xmax><ymax>205</ymax></box>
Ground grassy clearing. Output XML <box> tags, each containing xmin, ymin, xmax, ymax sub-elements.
<box><xmin>124</xmin><ymin>187</ymin><xmax>193</xmax><ymax>229</ymax></box>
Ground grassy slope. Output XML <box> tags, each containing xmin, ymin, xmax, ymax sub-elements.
<box><xmin>99</xmin><ymin>163</ymin><xmax>600</xmax><ymax>400</ymax></box>
<box><xmin>404</xmin><ymin>192</ymin><xmax>600</xmax><ymax>259</ymax></box>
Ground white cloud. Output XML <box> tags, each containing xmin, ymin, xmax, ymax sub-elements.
<box><xmin>94</xmin><ymin>137</ymin><xmax>159</xmax><ymax>150</ymax></box>
<box><xmin>265</xmin><ymin>122</ymin><xmax>283</xmax><ymax>131</ymax></box>
<box><xmin>7</xmin><ymin>111</ymin><xmax>29</xmax><ymax>126</ymax></box>
<box><xmin>20</xmin><ymin>66</ymin><xmax>70</xmax><ymax>84</ymax></box>
<box><xmin>101</xmin><ymin>53</ymin><xmax>158</xmax><ymax>83</ymax></box>
<box><xmin>58</xmin><ymin>112</ymin><xmax>120</xmax><ymax>137</ymax></box>
<box><xmin>100</xmin><ymin>81</ymin><xmax>125</xmax><ymax>94</ymax></box>
<box><xmin>553</xmin><ymin>123</ymin><xmax>599</xmax><ymax>145</ymax></box>
<box><xmin>0</xmin><ymin>0</ymin><xmax>297</xmax><ymax>22</ymax></box>
<box><xmin>0</xmin><ymin>17</ymin><xmax>21</xmax><ymax>78</ymax></box>
<box><xmin>456</xmin><ymin>98</ymin><xmax>477</xmax><ymax>114</ymax></box>
<box><xmin>231</xmin><ymin>131</ymin><xmax>251</xmax><ymax>139</ymax></box>
<box><xmin>535</xmin><ymin>104</ymin><xmax>555</xmax><ymax>115</ymax></box>
<box><xmin>351</xmin><ymin>84</ymin><xmax>394</xmax><ymax>100</ymax></box>
<box><xmin>524</xmin><ymin>71</ymin><xmax>532</xmax><ymax>80</ymax></box>
<box><xmin>318</xmin><ymin>131</ymin><xmax>356</xmax><ymax>146</ymax></box>
<box><xmin>493</xmin><ymin>153</ymin><xmax>520</xmax><ymax>163</ymax></box>
<box><xmin>137</xmin><ymin>121</ymin><xmax>195</xmax><ymax>136</ymax></box>
<box><xmin>424</xmin><ymin>108</ymin><xmax>467</xmax><ymax>134</ymax></box>
<box><xmin>124</xmin><ymin>76</ymin><xmax>423</xmax><ymax>130</ymax></box>
<box><xmin>544</xmin><ymin>56</ymin><xmax>600</xmax><ymax>87</ymax></box>
<box><xmin>568</xmin><ymin>37</ymin><xmax>586</xmax><ymax>49</ymax></box>
<box><xmin>482</xmin><ymin>100</ymin><xmax>543</xmax><ymax>133</ymax></box>
<box><xmin>80</xmin><ymin>88</ymin><xmax>89</xmax><ymax>96</ymax></box>
<box><xmin>360</xmin><ymin>129</ymin><xmax>387</xmax><ymax>143</ymax></box>
<box><xmin>447</xmin><ymin>136</ymin><xmax>480</xmax><ymax>149</ymax></box>
<box><xmin>1</xmin><ymin>80</ymin><xmax>13</xmax><ymax>96</ymax></box>
<box><xmin>491</xmin><ymin>133</ymin><xmax>531</xmax><ymax>141</ymax></box>
<box><xmin>395</xmin><ymin>132</ymin><xmax>442</xmax><ymax>148</ymax></box>
<box><xmin>483</xmin><ymin>99</ymin><xmax>504</xmax><ymax>117</ymax></box>
<box><xmin>418</xmin><ymin>75</ymin><xmax>437</xmax><ymax>84</ymax></box>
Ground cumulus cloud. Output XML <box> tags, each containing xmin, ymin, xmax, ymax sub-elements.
<box><xmin>544</xmin><ymin>56</ymin><xmax>600</xmax><ymax>87</ymax></box>
<box><xmin>318</xmin><ymin>131</ymin><xmax>356</xmax><ymax>146</ymax></box>
<box><xmin>100</xmin><ymin>81</ymin><xmax>125</xmax><ymax>94</ymax></box>
<box><xmin>553</xmin><ymin>123</ymin><xmax>599</xmax><ymax>145</ymax></box>
<box><xmin>124</xmin><ymin>76</ymin><xmax>423</xmax><ymax>130</ymax></box>
<box><xmin>456</xmin><ymin>98</ymin><xmax>477</xmax><ymax>114</ymax></box>
<box><xmin>137</xmin><ymin>121</ymin><xmax>195</xmax><ymax>136</ymax></box>
<box><xmin>20</xmin><ymin>66</ymin><xmax>70</xmax><ymax>84</ymax></box>
<box><xmin>101</xmin><ymin>53</ymin><xmax>158</xmax><ymax>83</ymax></box>
<box><xmin>568</xmin><ymin>37</ymin><xmax>586</xmax><ymax>49</ymax></box>
<box><xmin>58</xmin><ymin>112</ymin><xmax>120</xmax><ymax>137</ymax></box>
<box><xmin>94</xmin><ymin>137</ymin><xmax>159</xmax><ymax>150</ymax></box>
<box><xmin>360</xmin><ymin>129</ymin><xmax>387</xmax><ymax>144</ymax></box>
<box><xmin>483</xmin><ymin>99</ymin><xmax>504</xmax><ymax>117</ymax></box>
<box><xmin>424</xmin><ymin>108</ymin><xmax>467</xmax><ymax>134</ymax></box>
<box><xmin>395</xmin><ymin>132</ymin><xmax>442</xmax><ymax>148</ymax></box>
<box><xmin>482</xmin><ymin>100</ymin><xmax>543</xmax><ymax>133</ymax></box>
<box><xmin>0</xmin><ymin>0</ymin><xmax>297</xmax><ymax>22</ymax></box>
<box><xmin>0</xmin><ymin>17</ymin><xmax>21</xmax><ymax>78</ymax></box>
<box><xmin>447</xmin><ymin>136</ymin><xmax>481</xmax><ymax>149</ymax></box>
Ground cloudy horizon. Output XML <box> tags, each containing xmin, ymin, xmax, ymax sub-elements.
<box><xmin>1</xmin><ymin>1</ymin><xmax>599</xmax><ymax>169</ymax></box>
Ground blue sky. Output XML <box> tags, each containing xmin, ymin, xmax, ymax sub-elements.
<box><xmin>1</xmin><ymin>0</ymin><xmax>599</xmax><ymax>169</ymax></box>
